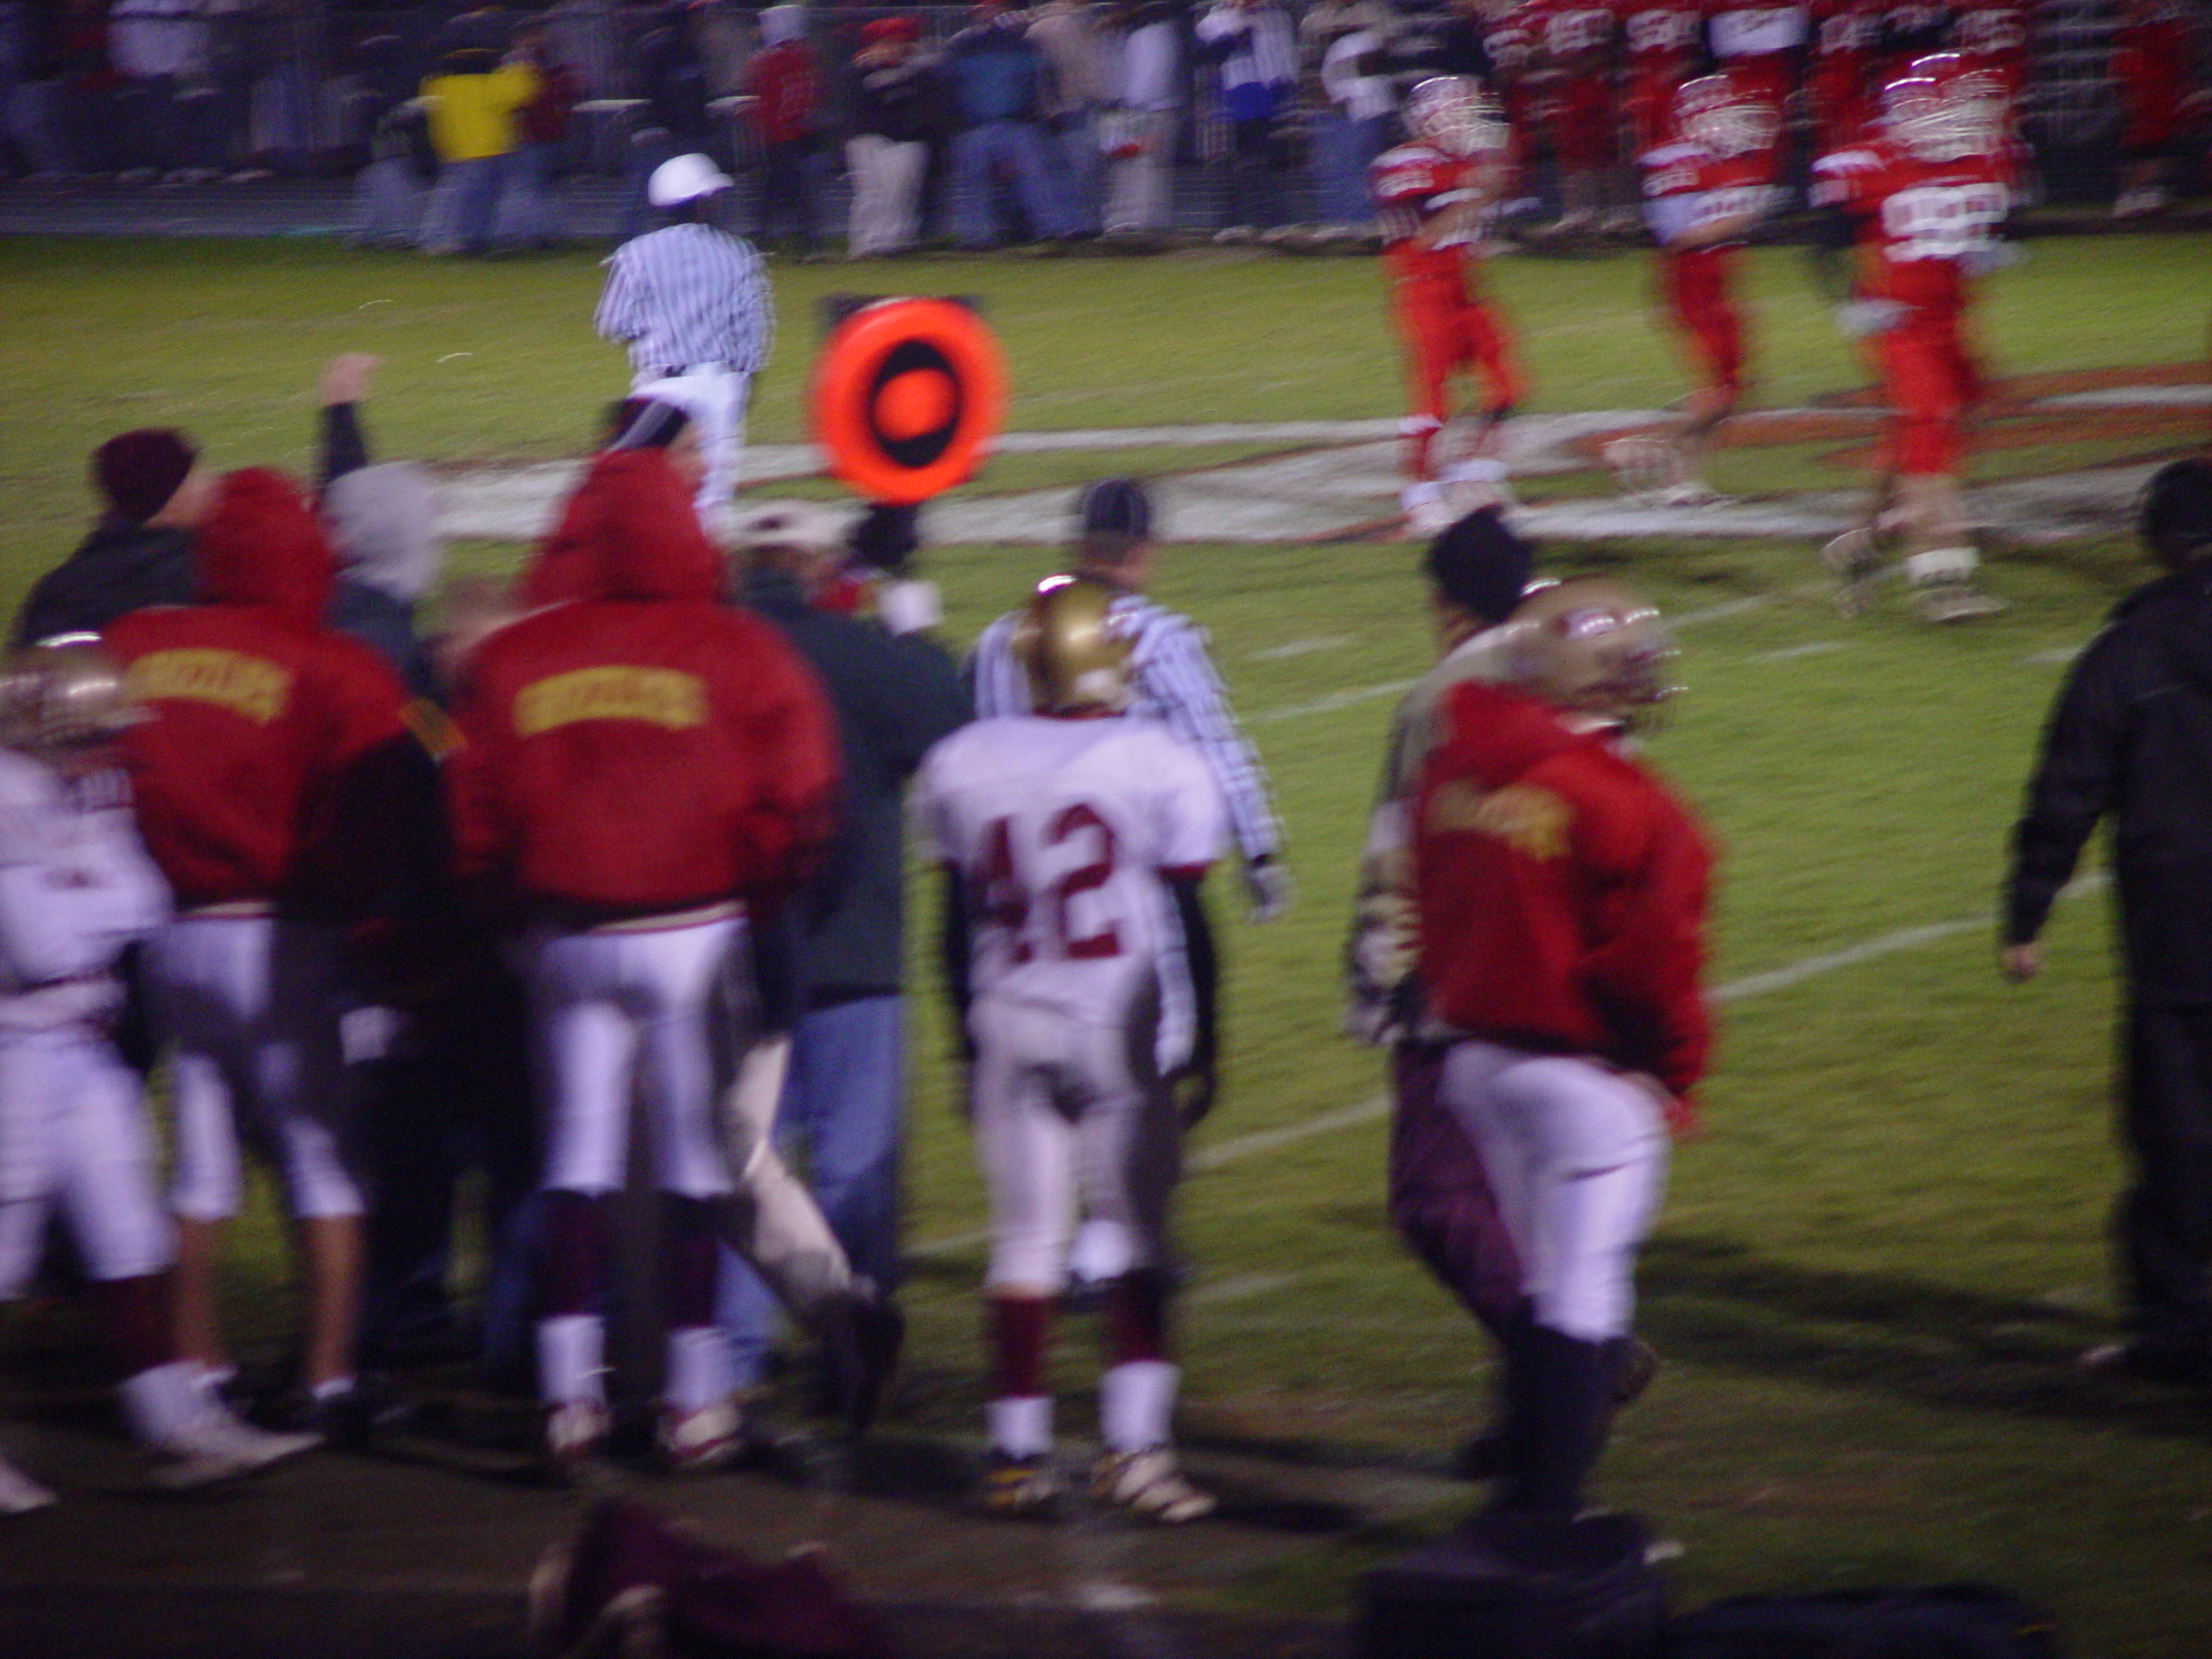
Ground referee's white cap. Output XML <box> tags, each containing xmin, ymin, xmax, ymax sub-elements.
<box><xmin>649</xmin><ymin>152</ymin><xmax>734</xmax><ymax>207</ymax></box>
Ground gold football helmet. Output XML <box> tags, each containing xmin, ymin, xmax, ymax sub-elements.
<box><xmin>1502</xmin><ymin>580</ymin><xmax>1677</xmax><ymax>728</ymax></box>
<box><xmin>0</xmin><ymin>636</ymin><xmax>146</xmax><ymax>757</ymax></box>
<box><xmin>1011</xmin><ymin>575</ymin><xmax>1134</xmax><ymax>714</ymax></box>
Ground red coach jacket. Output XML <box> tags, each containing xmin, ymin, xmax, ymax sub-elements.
<box><xmin>449</xmin><ymin>450</ymin><xmax>838</xmax><ymax>918</ymax></box>
<box><xmin>1414</xmin><ymin>679</ymin><xmax>1714</xmax><ymax>1109</ymax></box>
<box><xmin>103</xmin><ymin>468</ymin><xmax>420</xmax><ymax>915</ymax></box>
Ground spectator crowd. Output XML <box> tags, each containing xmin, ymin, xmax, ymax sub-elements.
<box><xmin>2</xmin><ymin>1</ymin><xmax>2206</xmax><ymax>252</ymax></box>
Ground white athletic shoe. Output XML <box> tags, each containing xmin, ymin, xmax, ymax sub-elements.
<box><xmin>148</xmin><ymin>1403</ymin><xmax>320</xmax><ymax>1491</ymax></box>
<box><xmin>544</xmin><ymin>1396</ymin><xmax>611</xmax><ymax>1481</ymax></box>
<box><xmin>657</xmin><ymin>1399</ymin><xmax>747</xmax><ymax>1475</ymax></box>
<box><xmin>1911</xmin><ymin>578</ymin><xmax>2010</xmax><ymax>624</ymax></box>
<box><xmin>1091</xmin><ymin>1446</ymin><xmax>1217</xmax><ymax>1524</ymax></box>
<box><xmin>0</xmin><ymin>1446</ymin><xmax>57</xmax><ymax>1514</ymax></box>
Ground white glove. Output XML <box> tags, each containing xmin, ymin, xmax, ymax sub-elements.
<box><xmin>1244</xmin><ymin>855</ymin><xmax>1293</xmax><ymax>923</ymax></box>
<box><xmin>874</xmin><ymin>578</ymin><xmax>942</xmax><ymax>636</ymax></box>
<box><xmin>1833</xmin><ymin>298</ymin><xmax>1906</xmax><ymax>339</ymax></box>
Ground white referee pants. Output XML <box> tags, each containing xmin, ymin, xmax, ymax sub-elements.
<box><xmin>146</xmin><ymin>915</ymin><xmax>362</xmax><ymax>1223</ymax></box>
<box><xmin>628</xmin><ymin>364</ymin><xmax>749</xmax><ymax>532</ymax></box>
<box><xmin>969</xmin><ymin>994</ymin><xmax>1180</xmax><ymax>1292</ymax></box>
<box><xmin>1440</xmin><ymin>1040</ymin><xmax>1669</xmax><ymax>1344</ymax></box>
<box><xmin>0</xmin><ymin>1026</ymin><xmax>173</xmax><ymax>1296</ymax></box>
<box><xmin>527</xmin><ymin>916</ymin><xmax>851</xmax><ymax>1310</ymax></box>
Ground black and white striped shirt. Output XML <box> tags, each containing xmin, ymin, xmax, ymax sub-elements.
<box><xmin>594</xmin><ymin>224</ymin><xmax>774</xmax><ymax>379</ymax></box>
<box><xmin>969</xmin><ymin>592</ymin><xmax>1283</xmax><ymax>868</ymax></box>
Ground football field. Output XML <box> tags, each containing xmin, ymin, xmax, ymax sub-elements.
<box><xmin>3</xmin><ymin>230</ymin><xmax>2212</xmax><ymax>1655</ymax></box>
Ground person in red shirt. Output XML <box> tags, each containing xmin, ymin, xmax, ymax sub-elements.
<box><xmin>1813</xmin><ymin>49</ymin><xmax>2015</xmax><ymax>623</ymax></box>
<box><xmin>1806</xmin><ymin>0</ymin><xmax>1882</xmax><ymax>148</ymax></box>
<box><xmin>744</xmin><ymin>4</ymin><xmax>823</xmax><ymax>249</ymax></box>
<box><xmin>1615</xmin><ymin>0</ymin><xmax>1706</xmax><ymax>156</ymax></box>
<box><xmin>102</xmin><ymin>468</ymin><xmax>426</xmax><ymax>1430</ymax></box>
<box><xmin>450</xmin><ymin>448</ymin><xmax>896</xmax><ymax>1473</ymax></box>
<box><xmin>1618</xmin><ymin>69</ymin><xmax>1783</xmax><ymax>504</ymax></box>
<box><xmin>1374</xmin><ymin>76</ymin><xmax>1531</xmax><ymax>534</ymax></box>
<box><xmin>1414</xmin><ymin>577</ymin><xmax>1709</xmax><ymax>1516</ymax></box>
<box><xmin>2111</xmin><ymin>0</ymin><xmax>2202</xmax><ymax>218</ymax></box>
<box><xmin>1522</xmin><ymin>0</ymin><xmax>1626</xmax><ymax>235</ymax></box>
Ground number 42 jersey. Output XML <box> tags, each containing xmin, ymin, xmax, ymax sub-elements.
<box><xmin>916</xmin><ymin>716</ymin><xmax>1225</xmax><ymax>1062</ymax></box>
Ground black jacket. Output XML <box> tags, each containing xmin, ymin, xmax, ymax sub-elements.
<box><xmin>14</xmin><ymin>518</ymin><xmax>197</xmax><ymax>645</ymax></box>
<box><xmin>2005</xmin><ymin>562</ymin><xmax>2212</xmax><ymax>1000</ymax></box>
<box><xmin>743</xmin><ymin>567</ymin><xmax>969</xmax><ymax>1002</ymax></box>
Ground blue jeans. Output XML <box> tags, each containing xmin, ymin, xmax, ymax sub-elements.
<box><xmin>429</xmin><ymin>153</ymin><xmax>509</xmax><ymax>252</ymax></box>
<box><xmin>1044</xmin><ymin>111</ymin><xmax>1102</xmax><ymax>235</ymax></box>
<box><xmin>950</xmin><ymin>118</ymin><xmax>1067</xmax><ymax>246</ymax></box>
<box><xmin>716</xmin><ymin>996</ymin><xmax>905</xmax><ymax>1387</ymax></box>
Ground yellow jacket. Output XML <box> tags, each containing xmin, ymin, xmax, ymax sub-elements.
<box><xmin>421</xmin><ymin>63</ymin><xmax>539</xmax><ymax>162</ymax></box>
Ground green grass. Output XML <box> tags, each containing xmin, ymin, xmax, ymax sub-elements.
<box><xmin>3</xmin><ymin>231</ymin><xmax>2212</xmax><ymax>1653</ymax></box>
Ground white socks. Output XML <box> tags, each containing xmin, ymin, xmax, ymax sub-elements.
<box><xmin>1100</xmin><ymin>1360</ymin><xmax>1179</xmax><ymax>1453</ymax></box>
<box><xmin>664</xmin><ymin>1326</ymin><xmax>734</xmax><ymax>1415</ymax></box>
<box><xmin>537</xmin><ymin>1314</ymin><xmax>607</xmax><ymax>1406</ymax></box>
<box><xmin>1904</xmin><ymin>546</ymin><xmax>1978</xmax><ymax>584</ymax></box>
<box><xmin>988</xmin><ymin>1394</ymin><xmax>1053</xmax><ymax>1459</ymax></box>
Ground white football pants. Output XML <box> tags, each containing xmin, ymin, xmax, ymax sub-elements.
<box><xmin>147</xmin><ymin>915</ymin><xmax>362</xmax><ymax>1222</ymax></box>
<box><xmin>969</xmin><ymin>995</ymin><xmax>1181</xmax><ymax>1292</ymax></box>
<box><xmin>0</xmin><ymin>1027</ymin><xmax>173</xmax><ymax>1295</ymax></box>
<box><xmin>628</xmin><ymin>364</ymin><xmax>748</xmax><ymax>529</ymax></box>
<box><xmin>529</xmin><ymin>916</ymin><xmax>850</xmax><ymax>1312</ymax></box>
<box><xmin>1440</xmin><ymin>1040</ymin><xmax>1669</xmax><ymax>1344</ymax></box>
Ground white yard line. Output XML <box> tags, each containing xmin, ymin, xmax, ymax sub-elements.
<box><xmin>907</xmin><ymin>876</ymin><xmax>2106</xmax><ymax>1260</ymax></box>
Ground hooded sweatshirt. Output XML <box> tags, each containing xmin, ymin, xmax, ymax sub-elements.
<box><xmin>1414</xmin><ymin>678</ymin><xmax>1713</xmax><ymax>1108</ymax></box>
<box><xmin>450</xmin><ymin>451</ymin><xmax>839</xmax><ymax>918</ymax></box>
<box><xmin>2005</xmin><ymin>560</ymin><xmax>2212</xmax><ymax>1000</ymax></box>
<box><xmin>14</xmin><ymin>516</ymin><xmax>197</xmax><ymax>646</ymax></box>
<box><xmin>101</xmin><ymin>469</ymin><xmax>418</xmax><ymax>914</ymax></box>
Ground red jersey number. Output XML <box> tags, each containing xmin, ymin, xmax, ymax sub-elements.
<box><xmin>969</xmin><ymin>805</ymin><xmax>1125</xmax><ymax>963</ymax></box>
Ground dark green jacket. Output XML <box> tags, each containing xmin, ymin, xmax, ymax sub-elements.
<box><xmin>744</xmin><ymin>566</ymin><xmax>969</xmax><ymax>1002</ymax></box>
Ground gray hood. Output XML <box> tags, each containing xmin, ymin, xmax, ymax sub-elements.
<box><xmin>322</xmin><ymin>462</ymin><xmax>442</xmax><ymax>603</ymax></box>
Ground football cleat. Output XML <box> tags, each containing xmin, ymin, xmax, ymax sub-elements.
<box><xmin>147</xmin><ymin>1403</ymin><xmax>320</xmax><ymax>1491</ymax></box>
<box><xmin>1821</xmin><ymin>528</ymin><xmax>1885</xmax><ymax>615</ymax></box>
<box><xmin>543</xmin><ymin>1397</ymin><xmax>612</xmax><ymax>1482</ymax></box>
<box><xmin>1091</xmin><ymin>1446</ymin><xmax>1217</xmax><ymax>1524</ymax></box>
<box><xmin>0</xmin><ymin>1446</ymin><xmax>57</xmax><ymax>1514</ymax></box>
<box><xmin>1912</xmin><ymin>579</ymin><xmax>2010</xmax><ymax>624</ymax></box>
<box><xmin>980</xmin><ymin>1450</ymin><xmax>1065</xmax><ymax>1520</ymax></box>
<box><xmin>657</xmin><ymin>1399</ymin><xmax>747</xmax><ymax>1475</ymax></box>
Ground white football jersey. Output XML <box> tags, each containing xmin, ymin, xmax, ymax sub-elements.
<box><xmin>916</xmin><ymin>715</ymin><xmax>1224</xmax><ymax>1062</ymax></box>
<box><xmin>0</xmin><ymin>750</ymin><xmax>169</xmax><ymax>1033</ymax></box>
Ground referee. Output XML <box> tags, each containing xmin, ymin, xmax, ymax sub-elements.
<box><xmin>969</xmin><ymin>477</ymin><xmax>1287</xmax><ymax>921</ymax></box>
<box><xmin>594</xmin><ymin>154</ymin><xmax>773</xmax><ymax>530</ymax></box>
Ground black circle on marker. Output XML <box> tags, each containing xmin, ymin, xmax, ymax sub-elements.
<box><xmin>867</xmin><ymin>338</ymin><xmax>965</xmax><ymax>471</ymax></box>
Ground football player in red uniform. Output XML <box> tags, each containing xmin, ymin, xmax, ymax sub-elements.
<box><xmin>1813</xmin><ymin>50</ymin><xmax>2016</xmax><ymax>622</ymax></box>
<box><xmin>1522</xmin><ymin>0</ymin><xmax>1628</xmax><ymax>235</ymax></box>
<box><xmin>2111</xmin><ymin>0</ymin><xmax>2202</xmax><ymax>219</ymax></box>
<box><xmin>1615</xmin><ymin>0</ymin><xmax>1706</xmax><ymax>156</ymax></box>
<box><xmin>1375</xmin><ymin>76</ymin><xmax>1531</xmax><ymax>534</ymax></box>
<box><xmin>1620</xmin><ymin>70</ymin><xmax>1784</xmax><ymax>504</ymax></box>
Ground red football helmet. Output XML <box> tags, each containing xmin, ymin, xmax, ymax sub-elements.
<box><xmin>1404</xmin><ymin>76</ymin><xmax>1510</xmax><ymax>157</ymax></box>
<box><xmin>1880</xmin><ymin>52</ymin><xmax>2009</xmax><ymax>162</ymax></box>
<box><xmin>1673</xmin><ymin>73</ymin><xmax>1781</xmax><ymax>157</ymax></box>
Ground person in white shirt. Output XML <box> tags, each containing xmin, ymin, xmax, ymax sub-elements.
<box><xmin>1098</xmin><ymin>0</ymin><xmax>1184</xmax><ymax>234</ymax></box>
<box><xmin>918</xmin><ymin>575</ymin><xmax>1226</xmax><ymax>1524</ymax></box>
<box><xmin>0</xmin><ymin>641</ymin><xmax>315</xmax><ymax>1513</ymax></box>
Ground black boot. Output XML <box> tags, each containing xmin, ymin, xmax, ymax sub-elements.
<box><xmin>1488</xmin><ymin>1324</ymin><xmax>1621</xmax><ymax>1517</ymax></box>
